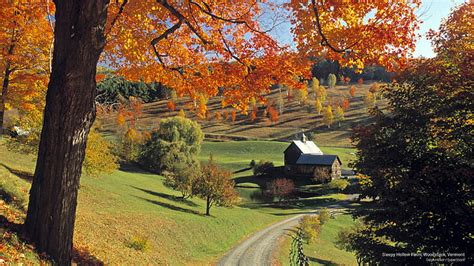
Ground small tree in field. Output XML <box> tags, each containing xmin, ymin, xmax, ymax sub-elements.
<box><xmin>195</xmin><ymin>156</ymin><xmax>239</xmax><ymax>216</ymax></box>
<box><xmin>328</xmin><ymin>74</ymin><xmax>337</xmax><ymax>88</ymax></box>
<box><xmin>349</xmin><ymin>86</ymin><xmax>356</xmax><ymax>97</ymax></box>
<box><xmin>335</xmin><ymin>106</ymin><xmax>345</xmax><ymax>127</ymax></box>
<box><xmin>323</xmin><ymin>106</ymin><xmax>334</xmax><ymax>128</ymax></box>
<box><xmin>231</xmin><ymin>110</ymin><xmax>237</xmax><ymax>123</ymax></box>
<box><xmin>316</xmin><ymin>85</ymin><xmax>327</xmax><ymax>102</ymax></box>
<box><xmin>357</xmin><ymin>78</ymin><xmax>364</xmax><ymax>85</ymax></box>
<box><xmin>266</xmin><ymin>178</ymin><xmax>295</xmax><ymax>203</ymax></box>
<box><xmin>342</xmin><ymin>98</ymin><xmax>350</xmax><ymax>110</ymax></box>
<box><xmin>294</xmin><ymin>87</ymin><xmax>308</xmax><ymax>105</ymax></box>
<box><xmin>167</xmin><ymin>101</ymin><xmax>176</xmax><ymax>111</ymax></box>
<box><xmin>315</xmin><ymin>99</ymin><xmax>323</xmax><ymax>115</ymax></box>
<box><xmin>364</xmin><ymin>92</ymin><xmax>376</xmax><ymax>110</ymax></box>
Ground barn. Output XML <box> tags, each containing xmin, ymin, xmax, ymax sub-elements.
<box><xmin>284</xmin><ymin>134</ymin><xmax>342</xmax><ymax>182</ymax></box>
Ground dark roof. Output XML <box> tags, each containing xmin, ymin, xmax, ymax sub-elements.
<box><xmin>295</xmin><ymin>154</ymin><xmax>341</xmax><ymax>166</ymax></box>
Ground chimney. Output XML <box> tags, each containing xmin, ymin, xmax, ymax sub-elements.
<box><xmin>302</xmin><ymin>133</ymin><xmax>307</xmax><ymax>143</ymax></box>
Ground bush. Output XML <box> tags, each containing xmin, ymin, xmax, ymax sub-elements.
<box><xmin>253</xmin><ymin>160</ymin><xmax>274</xmax><ymax>176</ymax></box>
<box><xmin>266</xmin><ymin>178</ymin><xmax>295</xmax><ymax>203</ymax></box>
<box><xmin>329</xmin><ymin>179</ymin><xmax>350</xmax><ymax>192</ymax></box>
<box><xmin>126</xmin><ymin>236</ymin><xmax>151</xmax><ymax>252</ymax></box>
<box><xmin>84</xmin><ymin>128</ymin><xmax>119</xmax><ymax>177</ymax></box>
<box><xmin>312</xmin><ymin>168</ymin><xmax>331</xmax><ymax>183</ymax></box>
<box><xmin>319</xmin><ymin>208</ymin><xmax>330</xmax><ymax>225</ymax></box>
<box><xmin>299</xmin><ymin>215</ymin><xmax>321</xmax><ymax>243</ymax></box>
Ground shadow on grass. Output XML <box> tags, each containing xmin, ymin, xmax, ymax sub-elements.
<box><xmin>0</xmin><ymin>163</ymin><xmax>33</xmax><ymax>182</ymax></box>
<box><xmin>118</xmin><ymin>162</ymin><xmax>152</xmax><ymax>175</ymax></box>
<box><xmin>308</xmin><ymin>257</ymin><xmax>338</xmax><ymax>266</ymax></box>
<box><xmin>133</xmin><ymin>196</ymin><xmax>204</xmax><ymax>216</ymax></box>
<box><xmin>131</xmin><ymin>186</ymin><xmax>197</xmax><ymax>207</ymax></box>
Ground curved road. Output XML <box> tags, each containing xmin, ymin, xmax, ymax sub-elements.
<box><xmin>217</xmin><ymin>196</ymin><xmax>358</xmax><ymax>266</ymax></box>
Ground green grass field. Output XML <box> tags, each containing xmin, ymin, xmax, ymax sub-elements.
<box><xmin>277</xmin><ymin>213</ymin><xmax>358</xmax><ymax>266</ymax></box>
<box><xmin>0</xmin><ymin>140</ymin><xmax>357</xmax><ymax>264</ymax></box>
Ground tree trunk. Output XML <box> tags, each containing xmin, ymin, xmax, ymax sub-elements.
<box><xmin>24</xmin><ymin>1</ymin><xmax>109</xmax><ymax>264</ymax></box>
<box><xmin>206</xmin><ymin>196</ymin><xmax>211</xmax><ymax>216</ymax></box>
<box><xmin>0</xmin><ymin>42</ymin><xmax>14</xmax><ymax>134</ymax></box>
<box><xmin>0</xmin><ymin>63</ymin><xmax>11</xmax><ymax>134</ymax></box>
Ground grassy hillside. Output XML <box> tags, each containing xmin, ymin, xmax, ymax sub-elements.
<box><xmin>100</xmin><ymin>82</ymin><xmax>386</xmax><ymax>147</ymax></box>
<box><xmin>199</xmin><ymin>141</ymin><xmax>356</xmax><ymax>173</ymax></box>
<box><xmin>0</xmin><ymin>140</ymin><xmax>357</xmax><ymax>264</ymax></box>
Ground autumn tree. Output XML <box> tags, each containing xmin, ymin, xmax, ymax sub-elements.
<box><xmin>290</xmin><ymin>0</ymin><xmax>421</xmax><ymax>71</ymax></box>
<box><xmin>349</xmin><ymin>86</ymin><xmax>356</xmax><ymax>97</ymax></box>
<box><xmin>268</xmin><ymin>106</ymin><xmax>279</xmax><ymax>123</ymax></box>
<box><xmin>0</xmin><ymin>1</ymin><xmax>52</xmax><ymax>133</ymax></box>
<box><xmin>294</xmin><ymin>87</ymin><xmax>308</xmax><ymax>105</ymax></box>
<box><xmin>342</xmin><ymin>98</ymin><xmax>350</xmax><ymax>111</ymax></box>
<box><xmin>334</xmin><ymin>106</ymin><xmax>345</xmax><ymax>127</ymax></box>
<box><xmin>195</xmin><ymin>156</ymin><xmax>239</xmax><ymax>216</ymax></box>
<box><xmin>83</xmin><ymin>126</ymin><xmax>119</xmax><ymax>177</ymax></box>
<box><xmin>20</xmin><ymin>0</ymin><xmax>421</xmax><ymax>262</ymax></box>
<box><xmin>322</xmin><ymin>106</ymin><xmax>334</xmax><ymax>128</ymax></box>
<box><xmin>315</xmin><ymin>85</ymin><xmax>327</xmax><ymax>103</ymax></box>
<box><xmin>364</xmin><ymin>92</ymin><xmax>376</xmax><ymax>110</ymax></box>
<box><xmin>357</xmin><ymin>78</ymin><xmax>364</xmax><ymax>85</ymax></box>
<box><xmin>314</xmin><ymin>99</ymin><xmax>322</xmax><ymax>115</ymax></box>
<box><xmin>167</xmin><ymin>100</ymin><xmax>176</xmax><ymax>111</ymax></box>
<box><xmin>266</xmin><ymin>178</ymin><xmax>295</xmax><ymax>204</ymax></box>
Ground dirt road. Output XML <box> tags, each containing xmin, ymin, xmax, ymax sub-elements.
<box><xmin>217</xmin><ymin>213</ymin><xmax>304</xmax><ymax>266</ymax></box>
<box><xmin>217</xmin><ymin>195</ymin><xmax>358</xmax><ymax>266</ymax></box>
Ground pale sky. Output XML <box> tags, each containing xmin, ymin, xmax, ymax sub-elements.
<box><xmin>414</xmin><ymin>0</ymin><xmax>465</xmax><ymax>58</ymax></box>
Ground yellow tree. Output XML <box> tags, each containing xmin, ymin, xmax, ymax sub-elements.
<box><xmin>20</xmin><ymin>0</ymin><xmax>422</xmax><ymax>263</ymax></box>
<box><xmin>334</xmin><ymin>105</ymin><xmax>344</xmax><ymax>127</ymax></box>
<box><xmin>323</xmin><ymin>105</ymin><xmax>334</xmax><ymax>128</ymax></box>
<box><xmin>0</xmin><ymin>1</ymin><xmax>52</xmax><ymax>132</ymax></box>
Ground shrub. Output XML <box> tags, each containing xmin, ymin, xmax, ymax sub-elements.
<box><xmin>329</xmin><ymin>179</ymin><xmax>350</xmax><ymax>191</ymax></box>
<box><xmin>126</xmin><ymin>236</ymin><xmax>151</xmax><ymax>252</ymax></box>
<box><xmin>249</xmin><ymin>159</ymin><xmax>256</xmax><ymax>168</ymax></box>
<box><xmin>313</xmin><ymin>168</ymin><xmax>331</xmax><ymax>183</ymax></box>
<box><xmin>266</xmin><ymin>178</ymin><xmax>295</xmax><ymax>203</ymax></box>
<box><xmin>84</xmin><ymin>128</ymin><xmax>119</xmax><ymax>177</ymax></box>
<box><xmin>299</xmin><ymin>215</ymin><xmax>321</xmax><ymax>243</ymax></box>
<box><xmin>253</xmin><ymin>160</ymin><xmax>274</xmax><ymax>176</ymax></box>
<box><xmin>319</xmin><ymin>208</ymin><xmax>330</xmax><ymax>225</ymax></box>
